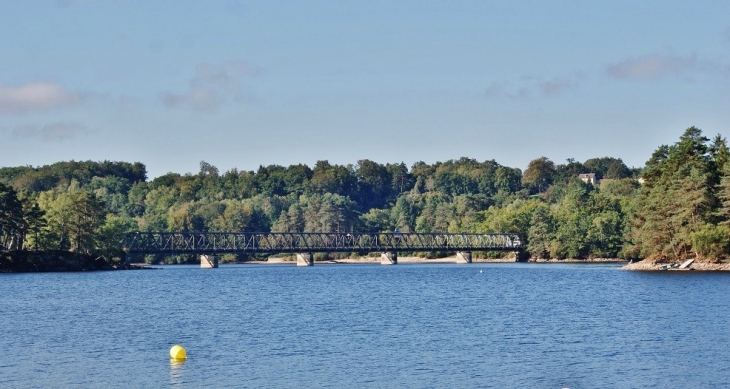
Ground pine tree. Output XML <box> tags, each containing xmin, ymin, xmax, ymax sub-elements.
<box><xmin>0</xmin><ymin>183</ymin><xmax>26</xmax><ymax>250</ymax></box>
<box><xmin>629</xmin><ymin>127</ymin><xmax>720</xmax><ymax>260</ymax></box>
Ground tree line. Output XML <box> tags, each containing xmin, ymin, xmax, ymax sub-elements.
<box><xmin>1</xmin><ymin>127</ymin><xmax>729</xmax><ymax>264</ymax></box>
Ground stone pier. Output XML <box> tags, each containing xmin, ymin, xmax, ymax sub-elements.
<box><xmin>455</xmin><ymin>251</ymin><xmax>472</xmax><ymax>264</ymax></box>
<box><xmin>381</xmin><ymin>252</ymin><xmax>397</xmax><ymax>265</ymax></box>
<box><xmin>200</xmin><ymin>254</ymin><xmax>218</xmax><ymax>268</ymax></box>
<box><xmin>297</xmin><ymin>253</ymin><xmax>314</xmax><ymax>267</ymax></box>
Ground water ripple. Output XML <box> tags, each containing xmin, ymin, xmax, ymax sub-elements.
<box><xmin>2</xmin><ymin>264</ymin><xmax>730</xmax><ymax>387</ymax></box>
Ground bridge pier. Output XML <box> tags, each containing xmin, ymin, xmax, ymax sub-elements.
<box><xmin>456</xmin><ymin>251</ymin><xmax>472</xmax><ymax>264</ymax></box>
<box><xmin>200</xmin><ymin>254</ymin><xmax>218</xmax><ymax>268</ymax></box>
<box><xmin>381</xmin><ymin>252</ymin><xmax>397</xmax><ymax>265</ymax></box>
<box><xmin>297</xmin><ymin>253</ymin><xmax>314</xmax><ymax>267</ymax></box>
<box><xmin>514</xmin><ymin>251</ymin><xmax>526</xmax><ymax>262</ymax></box>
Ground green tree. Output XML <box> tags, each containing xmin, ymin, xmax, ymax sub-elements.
<box><xmin>584</xmin><ymin>157</ymin><xmax>631</xmax><ymax>179</ymax></box>
<box><xmin>360</xmin><ymin>208</ymin><xmax>393</xmax><ymax>232</ymax></box>
<box><xmin>216</xmin><ymin>200</ymin><xmax>270</xmax><ymax>232</ymax></box>
<box><xmin>255</xmin><ymin>165</ymin><xmax>289</xmax><ymax>197</ymax></box>
<box><xmin>299</xmin><ymin>193</ymin><xmax>358</xmax><ymax>232</ymax></box>
<box><xmin>355</xmin><ymin>159</ymin><xmax>392</xmax><ymax>211</ymax></box>
<box><xmin>554</xmin><ymin>158</ymin><xmax>586</xmax><ymax>185</ymax></box>
<box><xmin>273</xmin><ymin>203</ymin><xmax>305</xmax><ymax>232</ymax></box>
<box><xmin>40</xmin><ymin>190</ymin><xmax>106</xmax><ymax>254</ymax></box>
<box><xmin>479</xmin><ymin>198</ymin><xmax>545</xmax><ymax>236</ymax></box>
<box><xmin>415</xmin><ymin>193</ymin><xmax>453</xmax><ymax>233</ymax></box>
<box><xmin>586</xmin><ymin>192</ymin><xmax>625</xmax><ymax>258</ymax></box>
<box><xmin>527</xmin><ymin>205</ymin><xmax>555</xmax><ymax>259</ymax></box>
<box><xmin>387</xmin><ymin>162</ymin><xmax>414</xmax><ymax>195</ymax></box>
<box><xmin>522</xmin><ymin>157</ymin><xmax>556</xmax><ymax>193</ymax></box>
<box><xmin>20</xmin><ymin>194</ymin><xmax>47</xmax><ymax>251</ymax></box>
<box><xmin>549</xmin><ymin>179</ymin><xmax>594</xmax><ymax>258</ymax></box>
<box><xmin>494</xmin><ymin>166</ymin><xmax>522</xmax><ymax>194</ymax></box>
<box><xmin>97</xmin><ymin>215</ymin><xmax>138</xmax><ymax>259</ymax></box>
<box><xmin>88</xmin><ymin>176</ymin><xmax>132</xmax><ymax>215</ymax></box>
<box><xmin>0</xmin><ymin>183</ymin><xmax>26</xmax><ymax>250</ymax></box>
<box><xmin>308</xmin><ymin>160</ymin><xmax>358</xmax><ymax>199</ymax></box>
<box><xmin>629</xmin><ymin>127</ymin><xmax>719</xmax><ymax>259</ymax></box>
<box><xmin>67</xmin><ymin>191</ymin><xmax>106</xmax><ymax>254</ymax></box>
<box><xmin>139</xmin><ymin>186</ymin><xmax>179</xmax><ymax>231</ymax></box>
<box><xmin>691</xmin><ymin>224</ymin><xmax>730</xmax><ymax>259</ymax></box>
<box><xmin>390</xmin><ymin>194</ymin><xmax>423</xmax><ymax>232</ymax></box>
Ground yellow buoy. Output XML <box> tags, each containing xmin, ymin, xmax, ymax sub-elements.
<box><xmin>170</xmin><ymin>345</ymin><xmax>187</xmax><ymax>360</ymax></box>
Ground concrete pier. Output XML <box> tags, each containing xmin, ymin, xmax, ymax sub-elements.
<box><xmin>297</xmin><ymin>253</ymin><xmax>314</xmax><ymax>266</ymax></box>
<box><xmin>381</xmin><ymin>252</ymin><xmax>397</xmax><ymax>265</ymax></box>
<box><xmin>200</xmin><ymin>254</ymin><xmax>218</xmax><ymax>268</ymax></box>
<box><xmin>455</xmin><ymin>251</ymin><xmax>472</xmax><ymax>264</ymax></box>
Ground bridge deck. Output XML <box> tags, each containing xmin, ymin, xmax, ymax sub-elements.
<box><xmin>121</xmin><ymin>232</ymin><xmax>522</xmax><ymax>255</ymax></box>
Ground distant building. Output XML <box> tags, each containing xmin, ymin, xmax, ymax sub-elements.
<box><xmin>578</xmin><ymin>173</ymin><xmax>598</xmax><ymax>185</ymax></box>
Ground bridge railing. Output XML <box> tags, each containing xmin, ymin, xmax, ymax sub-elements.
<box><xmin>121</xmin><ymin>232</ymin><xmax>523</xmax><ymax>255</ymax></box>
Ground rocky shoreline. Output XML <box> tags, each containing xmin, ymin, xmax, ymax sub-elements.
<box><xmin>621</xmin><ymin>258</ymin><xmax>730</xmax><ymax>271</ymax></box>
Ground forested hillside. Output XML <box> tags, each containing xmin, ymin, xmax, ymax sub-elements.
<box><xmin>2</xmin><ymin>127</ymin><xmax>729</xmax><ymax>264</ymax></box>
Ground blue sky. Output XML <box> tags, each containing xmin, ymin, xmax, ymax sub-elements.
<box><xmin>2</xmin><ymin>0</ymin><xmax>729</xmax><ymax>178</ymax></box>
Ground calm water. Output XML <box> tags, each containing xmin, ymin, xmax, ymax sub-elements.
<box><xmin>2</xmin><ymin>263</ymin><xmax>730</xmax><ymax>388</ymax></box>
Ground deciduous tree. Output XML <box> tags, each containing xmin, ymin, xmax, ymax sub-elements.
<box><xmin>522</xmin><ymin>157</ymin><xmax>556</xmax><ymax>193</ymax></box>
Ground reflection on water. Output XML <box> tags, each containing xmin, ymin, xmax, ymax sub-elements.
<box><xmin>169</xmin><ymin>359</ymin><xmax>185</xmax><ymax>386</ymax></box>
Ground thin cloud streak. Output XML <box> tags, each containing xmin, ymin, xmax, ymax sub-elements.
<box><xmin>606</xmin><ymin>53</ymin><xmax>698</xmax><ymax>81</ymax></box>
<box><xmin>162</xmin><ymin>61</ymin><xmax>256</xmax><ymax>111</ymax></box>
<box><xmin>11</xmin><ymin>122</ymin><xmax>90</xmax><ymax>141</ymax></box>
<box><xmin>539</xmin><ymin>77</ymin><xmax>576</xmax><ymax>96</ymax></box>
<box><xmin>485</xmin><ymin>74</ymin><xmax>581</xmax><ymax>100</ymax></box>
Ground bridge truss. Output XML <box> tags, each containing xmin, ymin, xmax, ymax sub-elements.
<box><xmin>121</xmin><ymin>232</ymin><xmax>522</xmax><ymax>255</ymax></box>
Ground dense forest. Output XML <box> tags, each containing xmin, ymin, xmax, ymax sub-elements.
<box><xmin>2</xmin><ymin>127</ymin><xmax>730</xmax><ymax>264</ymax></box>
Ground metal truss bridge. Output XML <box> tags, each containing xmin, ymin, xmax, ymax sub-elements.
<box><xmin>121</xmin><ymin>232</ymin><xmax>523</xmax><ymax>255</ymax></box>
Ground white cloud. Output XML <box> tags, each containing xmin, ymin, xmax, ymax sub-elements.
<box><xmin>11</xmin><ymin>122</ymin><xmax>89</xmax><ymax>141</ymax></box>
<box><xmin>485</xmin><ymin>74</ymin><xmax>580</xmax><ymax>100</ymax></box>
<box><xmin>162</xmin><ymin>61</ymin><xmax>255</xmax><ymax>111</ymax></box>
<box><xmin>0</xmin><ymin>82</ymin><xmax>82</xmax><ymax>114</ymax></box>
<box><xmin>606</xmin><ymin>53</ymin><xmax>698</xmax><ymax>81</ymax></box>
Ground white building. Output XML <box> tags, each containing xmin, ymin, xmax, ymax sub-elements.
<box><xmin>578</xmin><ymin>173</ymin><xmax>598</xmax><ymax>184</ymax></box>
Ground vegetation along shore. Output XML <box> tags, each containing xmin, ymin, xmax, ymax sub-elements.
<box><xmin>2</xmin><ymin>127</ymin><xmax>730</xmax><ymax>271</ymax></box>
<box><xmin>0</xmin><ymin>250</ymin><xmax>149</xmax><ymax>273</ymax></box>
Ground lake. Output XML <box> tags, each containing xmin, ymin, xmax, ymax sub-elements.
<box><xmin>2</xmin><ymin>263</ymin><xmax>729</xmax><ymax>388</ymax></box>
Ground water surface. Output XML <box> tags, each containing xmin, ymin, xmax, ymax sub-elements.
<box><xmin>2</xmin><ymin>263</ymin><xmax>729</xmax><ymax>388</ymax></box>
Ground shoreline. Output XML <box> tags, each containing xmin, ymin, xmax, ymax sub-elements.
<box><xmin>1</xmin><ymin>250</ymin><xmax>153</xmax><ymax>273</ymax></box>
<box><xmin>239</xmin><ymin>256</ymin><xmax>628</xmax><ymax>265</ymax></box>
<box><xmin>621</xmin><ymin>258</ymin><xmax>730</xmax><ymax>271</ymax></box>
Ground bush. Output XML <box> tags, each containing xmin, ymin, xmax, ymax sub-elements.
<box><xmin>691</xmin><ymin>224</ymin><xmax>730</xmax><ymax>260</ymax></box>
